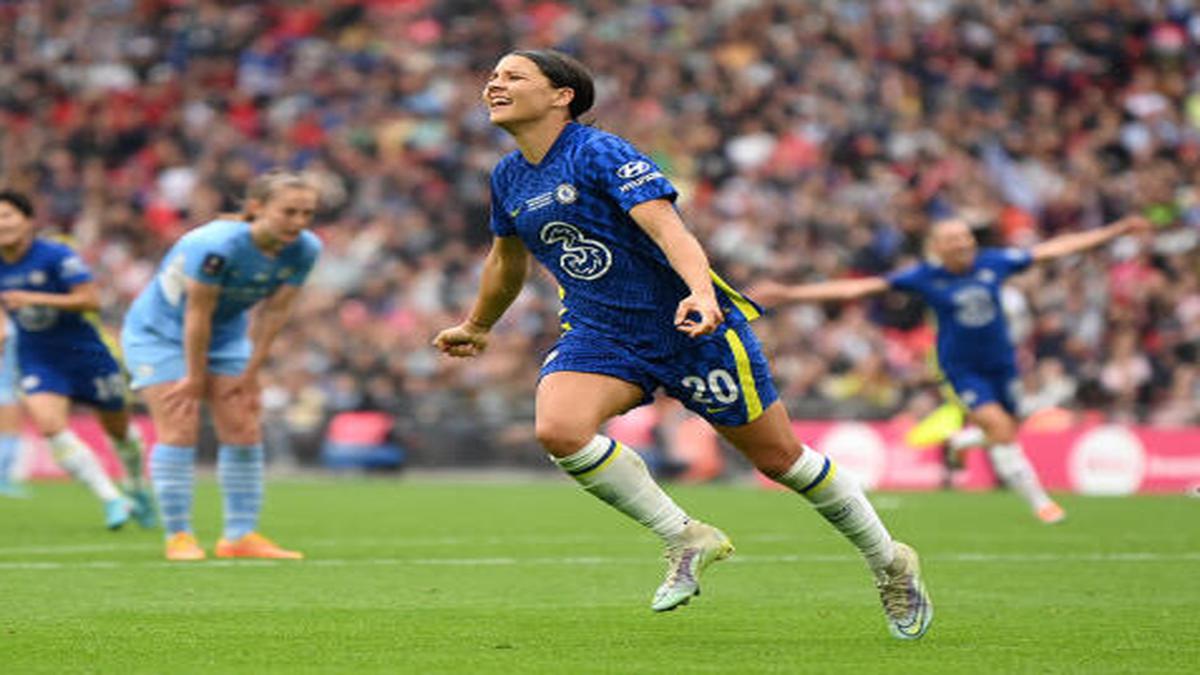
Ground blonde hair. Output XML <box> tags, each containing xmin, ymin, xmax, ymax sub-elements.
<box><xmin>242</xmin><ymin>169</ymin><xmax>318</xmax><ymax>221</ymax></box>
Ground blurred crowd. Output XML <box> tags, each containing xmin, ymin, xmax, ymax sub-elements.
<box><xmin>1</xmin><ymin>0</ymin><xmax>1198</xmax><ymax>465</ymax></box>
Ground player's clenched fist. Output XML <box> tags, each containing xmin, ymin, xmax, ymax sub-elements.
<box><xmin>433</xmin><ymin>322</ymin><xmax>490</xmax><ymax>357</ymax></box>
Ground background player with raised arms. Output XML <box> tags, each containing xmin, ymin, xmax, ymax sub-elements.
<box><xmin>433</xmin><ymin>49</ymin><xmax>932</xmax><ymax>639</ymax></box>
<box><xmin>752</xmin><ymin>215</ymin><xmax>1151</xmax><ymax>522</ymax></box>
<box><xmin>121</xmin><ymin>171</ymin><xmax>322</xmax><ymax>561</ymax></box>
<box><xmin>0</xmin><ymin>190</ymin><xmax>153</xmax><ymax>527</ymax></box>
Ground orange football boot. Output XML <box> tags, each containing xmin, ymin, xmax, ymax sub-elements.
<box><xmin>165</xmin><ymin>532</ymin><xmax>206</xmax><ymax>561</ymax></box>
<box><xmin>215</xmin><ymin>532</ymin><xmax>303</xmax><ymax>560</ymax></box>
<box><xmin>1036</xmin><ymin>502</ymin><xmax>1067</xmax><ymax>525</ymax></box>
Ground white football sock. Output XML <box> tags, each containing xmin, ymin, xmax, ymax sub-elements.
<box><xmin>988</xmin><ymin>442</ymin><xmax>1053</xmax><ymax>511</ymax></box>
<box><xmin>108</xmin><ymin>425</ymin><xmax>146</xmax><ymax>491</ymax></box>
<box><xmin>48</xmin><ymin>430</ymin><xmax>122</xmax><ymax>502</ymax></box>
<box><xmin>777</xmin><ymin>446</ymin><xmax>895</xmax><ymax>578</ymax></box>
<box><xmin>553</xmin><ymin>435</ymin><xmax>690</xmax><ymax>542</ymax></box>
<box><xmin>947</xmin><ymin>426</ymin><xmax>987</xmax><ymax>452</ymax></box>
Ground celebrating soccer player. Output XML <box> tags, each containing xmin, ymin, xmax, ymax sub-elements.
<box><xmin>751</xmin><ymin>215</ymin><xmax>1152</xmax><ymax>523</ymax></box>
<box><xmin>121</xmin><ymin>171</ymin><xmax>322</xmax><ymax>561</ymax></box>
<box><xmin>433</xmin><ymin>50</ymin><xmax>932</xmax><ymax>639</ymax></box>
<box><xmin>0</xmin><ymin>190</ymin><xmax>154</xmax><ymax>526</ymax></box>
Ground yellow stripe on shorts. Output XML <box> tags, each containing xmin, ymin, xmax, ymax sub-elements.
<box><xmin>710</xmin><ymin>270</ymin><xmax>760</xmax><ymax>321</ymax></box>
<box><xmin>723</xmin><ymin>328</ymin><xmax>763</xmax><ymax>421</ymax></box>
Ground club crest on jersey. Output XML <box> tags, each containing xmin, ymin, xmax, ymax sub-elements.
<box><xmin>976</xmin><ymin>269</ymin><xmax>996</xmax><ymax>284</ymax></box>
<box><xmin>539</xmin><ymin>221</ymin><xmax>612</xmax><ymax>281</ymax></box>
<box><xmin>554</xmin><ymin>183</ymin><xmax>578</xmax><ymax>204</ymax></box>
<box><xmin>27</xmin><ymin>270</ymin><xmax>46</xmax><ymax>286</ymax></box>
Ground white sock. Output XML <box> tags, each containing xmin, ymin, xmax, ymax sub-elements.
<box><xmin>988</xmin><ymin>442</ymin><xmax>1053</xmax><ymax>511</ymax></box>
<box><xmin>947</xmin><ymin>426</ymin><xmax>987</xmax><ymax>452</ymax></box>
<box><xmin>108</xmin><ymin>425</ymin><xmax>146</xmax><ymax>491</ymax></box>
<box><xmin>777</xmin><ymin>446</ymin><xmax>895</xmax><ymax>578</ymax></box>
<box><xmin>48</xmin><ymin>430</ymin><xmax>122</xmax><ymax>502</ymax></box>
<box><xmin>553</xmin><ymin>435</ymin><xmax>690</xmax><ymax>542</ymax></box>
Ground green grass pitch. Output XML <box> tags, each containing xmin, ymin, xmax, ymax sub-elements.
<box><xmin>0</xmin><ymin>479</ymin><xmax>1197</xmax><ymax>673</ymax></box>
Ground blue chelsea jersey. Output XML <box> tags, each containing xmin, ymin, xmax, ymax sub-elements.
<box><xmin>124</xmin><ymin>219</ymin><xmax>321</xmax><ymax>346</ymax></box>
<box><xmin>488</xmin><ymin>122</ymin><xmax>759</xmax><ymax>357</ymax></box>
<box><xmin>0</xmin><ymin>238</ymin><xmax>109</xmax><ymax>353</ymax></box>
<box><xmin>887</xmin><ymin>248</ymin><xmax>1033</xmax><ymax>371</ymax></box>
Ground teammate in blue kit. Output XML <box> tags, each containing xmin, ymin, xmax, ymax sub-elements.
<box><xmin>433</xmin><ymin>50</ymin><xmax>932</xmax><ymax>639</ymax></box>
<box><xmin>752</xmin><ymin>215</ymin><xmax>1150</xmax><ymax>523</ymax></box>
<box><xmin>0</xmin><ymin>190</ymin><xmax>153</xmax><ymax>526</ymax></box>
<box><xmin>122</xmin><ymin>170</ymin><xmax>321</xmax><ymax>561</ymax></box>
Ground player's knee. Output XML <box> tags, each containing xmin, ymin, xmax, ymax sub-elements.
<box><xmin>158</xmin><ymin>427</ymin><xmax>199</xmax><ymax>447</ymax></box>
<box><xmin>29</xmin><ymin>412</ymin><xmax>67</xmax><ymax>437</ymax></box>
<box><xmin>987</xmin><ymin>418</ymin><xmax>1017</xmax><ymax>444</ymax></box>
<box><xmin>534</xmin><ymin>418</ymin><xmax>595</xmax><ymax>457</ymax></box>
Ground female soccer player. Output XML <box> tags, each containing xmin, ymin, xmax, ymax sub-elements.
<box><xmin>751</xmin><ymin>215</ymin><xmax>1151</xmax><ymax>523</ymax></box>
<box><xmin>0</xmin><ymin>190</ymin><xmax>153</xmax><ymax>526</ymax></box>
<box><xmin>433</xmin><ymin>50</ymin><xmax>932</xmax><ymax>640</ymax></box>
<box><xmin>121</xmin><ymin>171</ymin><xmax>322</xmax><ymax>561</ymax></box>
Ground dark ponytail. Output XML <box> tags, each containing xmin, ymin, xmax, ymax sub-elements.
<box><xmin>510</xmin><ymin>49</ymin><xmax>595</xmax><ymax>120</ymax></box>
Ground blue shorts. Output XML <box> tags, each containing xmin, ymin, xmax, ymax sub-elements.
<box><xmin>943</xmin><ymin>363</ymin><xmax>1020</xmax><ymax>415</ymax></box>
<box><xmin>18</xmin><ymin>344</ymin><xmax>127</xmax><ymax>411</ymax></box>
<box><xmin>540</xmin><ymin>321</ymin><xmax>778</xmax><ymax>427</ymax></box>
<box><xmin>121</xmin><ymin>331</ymin><xmax>249</xmax><ymax>390</ymax></box>
<box><xmin>0</xmin><ymin>327</ymin><xmax>18</xmax><ymax>406</ymax></box>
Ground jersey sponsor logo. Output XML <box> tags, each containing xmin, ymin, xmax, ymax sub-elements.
<box><xmin>951</xmin><ymin>285</ymin><xmax>996</xmax><ymax>327</ymax></box>
<box><xmin>15</xmin><ymin>305</ymin><xmax>59</xmax><ymax>331</ymax></box>
<box><xmin>976</xmin><ymin>269</ymin><xmax>996</xmax><ymax>284</ymax></box>
<box><xmin>28</xmin><ymin>270</ymin><xmax>47</xmax><ymax>286</ymax></box>
<box><xmin>201</xmin><ymin>253</ymin><xmax>227</xmax><ymax>276</ymax></box>
<box><xmin>617</xmin><ymin>171</ymin><xmax>665</xmax><ymax>193</ymax></box>
<box><xmin>539</xmin><ymin>221</ymin><xmax>612</xmax><ymax>281</ymax></box>
<box><xmin>554</xmin><ymin>183</ymin><xmax>578</xmax><ymax>204</ymax></box>
<box><xmin>616</xmin><ymin>160</ymin><xmax>651</xmax><ymax>179</ymax></box>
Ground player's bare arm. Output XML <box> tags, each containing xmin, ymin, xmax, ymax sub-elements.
<box><xmin>0</xmin><ymin>280</ymin><xmax>101</xmax><ymax>312</ymax></box>
<box><xmin>1031</xmin><ymin>215</ymin><xmax>1151</xmax><ymax>262</ymax></box>
<box><xmin>749</xmin><ymin>276</ymin><xmax>891</xmax><ymax>308</ymax></box>
<box><xmin>433</xmin><ymin>235</ymin><xmax>529</xmax><ymax>358</ymax></box>
<box><xmin>628</xmin><ymin>199</ymin><xmax>722</xmax><ymax>337</ymax></box>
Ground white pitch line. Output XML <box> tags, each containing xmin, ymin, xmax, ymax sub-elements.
<box><xmin>0</xmin><ymin>551</ymin><xmax>1197</xmax><ymax>571</ymax></box>
<box><xmin>0</xmin><ymin>534</ymin><xmax>799</xmax><ymax>556</ymax></box>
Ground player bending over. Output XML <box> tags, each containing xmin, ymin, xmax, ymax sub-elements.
<box><xmin>121</xmin><ymin>171</ymin><xmax>321</xmax><ymax>561</ymax></box>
